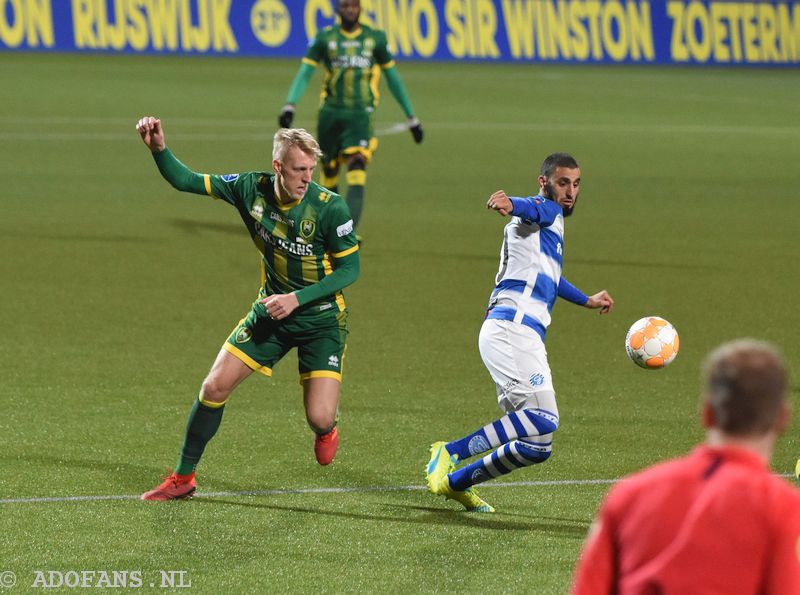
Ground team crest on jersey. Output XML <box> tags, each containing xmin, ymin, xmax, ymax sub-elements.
<box><xmin>300</xmin><ymin>219</ymin><xmax>316</xmax><ymax>239</ymax></box>
<box><xmin>221</xmin><ymin>174</ymin><xmax>239</xmax><ymax>182</ymax></box>
<box><xmin>530</xmin><ymin>373</ymin><xmax>546</xmax><ymax>386</ymax></box>
<box><xmin>235</xmin><ymin>327</ymin><xmax>252</xmax><ymax>344</ymax></box>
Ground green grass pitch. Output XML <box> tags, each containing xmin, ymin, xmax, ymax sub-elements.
<box><xmin>1</xmin><ymin>53</ymin><xmax>799</xmax><ymax>592</ymax></box>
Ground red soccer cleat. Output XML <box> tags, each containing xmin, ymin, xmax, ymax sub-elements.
<box><xmin>314</xmin><ymin>427</ymin><xmax>339</xmax><ymax>466</ymax></box>
<box><xmin>140</xmin><ymin>471</ymin><xmax>196</xmax><ymax>501</ymax></box>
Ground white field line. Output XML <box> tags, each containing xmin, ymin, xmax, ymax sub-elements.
<box><xmin>0</xmin><ymin>475</ymin><xmax>792</xmax><ymax>505</ymax></box>
<box><xmin>0</xmin><ymin>478</ymin><xmax>615</xmax><ymax>505</ymax></box>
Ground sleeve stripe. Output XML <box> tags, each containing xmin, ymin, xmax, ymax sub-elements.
<box><xmin>331</xmin><ymin>245</ymin><xmax>359</xmax><ymax>259</ymax></box>
<box><xmin>302</xmin><ymin>57</ymin><xmax>318</xmax><ymax>67</ymax></box>
<box><xmin>203</xmin><ymin>174</ymin><xmax>221</xmax><ymax>200</ymax></box>
<box><xmin>380</xmin><ymin>60</ymin><xmax>396</xmax><ymax>70</ymax></box>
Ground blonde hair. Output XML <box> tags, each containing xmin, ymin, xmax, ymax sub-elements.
<box><xmin>272</xmin><ymin>128</ymin><xmax>323</xmax><ymax>162</ymax></box>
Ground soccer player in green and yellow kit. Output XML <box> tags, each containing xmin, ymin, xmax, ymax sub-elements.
<box><xmin>135</xmin><ymin>116</ymin><xmax>359</xmax><ymax>501</ymax></box>
<box><xmin>278</xmin><ymin>0</ymin><xmax>423</xmax><ymax>235</ymax></box>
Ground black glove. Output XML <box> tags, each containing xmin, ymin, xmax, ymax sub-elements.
<box><xmin>408</xmin><ymin>117</ymin><xmax>423</xmax><ymax>144</ymax></box>
<box><xmin>278</xmin><ymin>105</ymin><xmax>295</xmax><ymax>129</ymax></box>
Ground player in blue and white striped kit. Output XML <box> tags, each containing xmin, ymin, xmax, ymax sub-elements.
<box><xmin>425</xmin><ymin>153</ymin><xmax>615</xmax><ymax>512</ymax></box>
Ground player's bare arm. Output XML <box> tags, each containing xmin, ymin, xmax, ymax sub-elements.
<box><xmin>136</xmin><ymin>116</ymin><xmax>165</xmax><ymax>152</ymax></box>
<box><xmin>259</xmin><ymin>293</ymin><xmax>300</xmax><ymax>320</ymax></box>
<box><xmin>585</xmin><ymin>290</ymin><xmax>614</xmax><ymax>315</ymax></box>
<box><xmin>487</xmin><ymin>190</ymin><xmax>513</xmax><ymax>216</ymax></box>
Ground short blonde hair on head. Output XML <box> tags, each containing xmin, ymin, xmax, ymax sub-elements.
<box><xmin>272</xmin><ymin>128</ymin><xmax>323</xmax><ymax>162</ymax></box>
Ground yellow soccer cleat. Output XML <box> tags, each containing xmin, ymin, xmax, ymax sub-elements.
<box><xmin>425</xmin><ymin>441</ymin><xmax>457</xmax><ymax>494</ymax></box>
<box><xmin>439</xmin><ymin>477</ymin><xmax>495</xmax><ymax>513</ymax></box>
<box><xmin>795</xmin><ymin>458</ymin><xmax>800</xmax><ymax>481</ymax></box>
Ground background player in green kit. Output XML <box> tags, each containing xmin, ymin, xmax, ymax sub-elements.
<box><xmin>278</xmin><ymin>0</ymin><xmax>423</xmax><ymax>235</ymax></box>
<box><xmin>135</xmin><ymin>116</ymin><xmax>360</xmax><ymax>501</ymax></box>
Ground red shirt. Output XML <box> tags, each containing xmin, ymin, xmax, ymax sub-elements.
<box><xmin>571</xmin><ymin>445</ymin><xmax>800</xmax><ymax>595</ymax></box>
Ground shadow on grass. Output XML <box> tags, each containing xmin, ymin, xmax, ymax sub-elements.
<box><xmin>2</xmin><ymin>454</ymin><xmax>249</xmax><ymax>494</ymax></box>
<box><xmin>192</xmin><ymin>497</ymin><xmax>590</xmax><ymax>536</ymax></box>
<box><xmin>2</xmin><ymin>452</ymin><xmax>425</xmax><ymax>498</ymax></box>
<box><xmin>0</xmin><ymin>454</ymin><xmax>171</xmax><ymax>496</ymax></box>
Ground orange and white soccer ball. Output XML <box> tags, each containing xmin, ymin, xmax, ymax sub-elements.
<box><xmin>625</xmin><ymin>316</ymin><xmax>680</xmax><ymax>369</ymax></box>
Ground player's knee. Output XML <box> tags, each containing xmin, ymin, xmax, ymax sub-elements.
<box><xmin>515</xmin><ymin>390</ymin><xmax>559</xmax><ymax>434</ymax></box>
<box><xmin>200</xmin><ymin>378</ymin><xmax>232</xmax><ymax>404</ymax></box>
<box><xmin>307</xmin><ymin>415</ymin><xmax>336</xmax><ymax>435</ymax></box>
<box><xmin>520</xmin><ymin>407</ymin><xmax>559</xmax><ymax>435</ymax></box>
<box><xmin>538</xmin><ymin>413</ymin><xmax>559</xmax><ymax>435</ymax></box>
<box><xmin>347</xmin><ymin>155</ymin><xmax>366</xmax><ymax>171</ymax></box>
<box><xmin>345</xmin><ymin>157</ymin><xmax>367</xmax><ymax>189</ymax></box>
<box><xmin>321</xmin><ymin>162</ymin><xmax>341</xmax><ymax>191</ymax></box>
<box><xmin>517</xmin><ymin>439</ymin><xmax>553</xmax><ymax>464</ymax></box>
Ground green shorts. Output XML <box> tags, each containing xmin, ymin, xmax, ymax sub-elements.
<box><xmin>317</xmin><ymin>104</ymin><xmax>378</xmax><ymax>166</ymax></box>
<box><xmin>223</xmin><ymin>302</ymin><xmax>348</xmax><ymax>382</ymax></box>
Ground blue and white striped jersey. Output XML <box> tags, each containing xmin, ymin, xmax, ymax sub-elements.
<box><xmin>486</xmin><ymin>195</ymin><xmax>565</xmax><ymax>341</ymax></box>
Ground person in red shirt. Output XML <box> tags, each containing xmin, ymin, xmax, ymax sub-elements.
<box><xmin>571</xmin><ymin>339</ymin><xmax>800</xmax><ymax>595</ymax></box>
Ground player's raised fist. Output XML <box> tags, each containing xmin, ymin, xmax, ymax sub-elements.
<box><xmin>136</xmin><ymin>116</ymin><xmax>165</xmax><ymax>152</ymax></box>
<box><xmin>278</xmin><ymin>105</ymin><xmax>295</xmax><ymax>129</ymax></box>
<box><xmin>487</xmin><ymin>190</ymin><xmax>513</xmax><ymax>216</ymax></box>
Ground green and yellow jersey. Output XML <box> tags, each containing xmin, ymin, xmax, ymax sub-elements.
<box><xmin>303</xmin><ymin>23</ymin><xmax>395</xmax><ymax>111</ymax></box>
<box><xmin>152</xmin><ymin>149</ymin><xmax>360</xmax><ymax>324</ymax></box>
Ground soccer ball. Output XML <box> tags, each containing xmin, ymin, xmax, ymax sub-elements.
<box><xmin>625</xmin><ymin>316</ymin><xmax>680</xmax><ymax>369</ymax></box>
